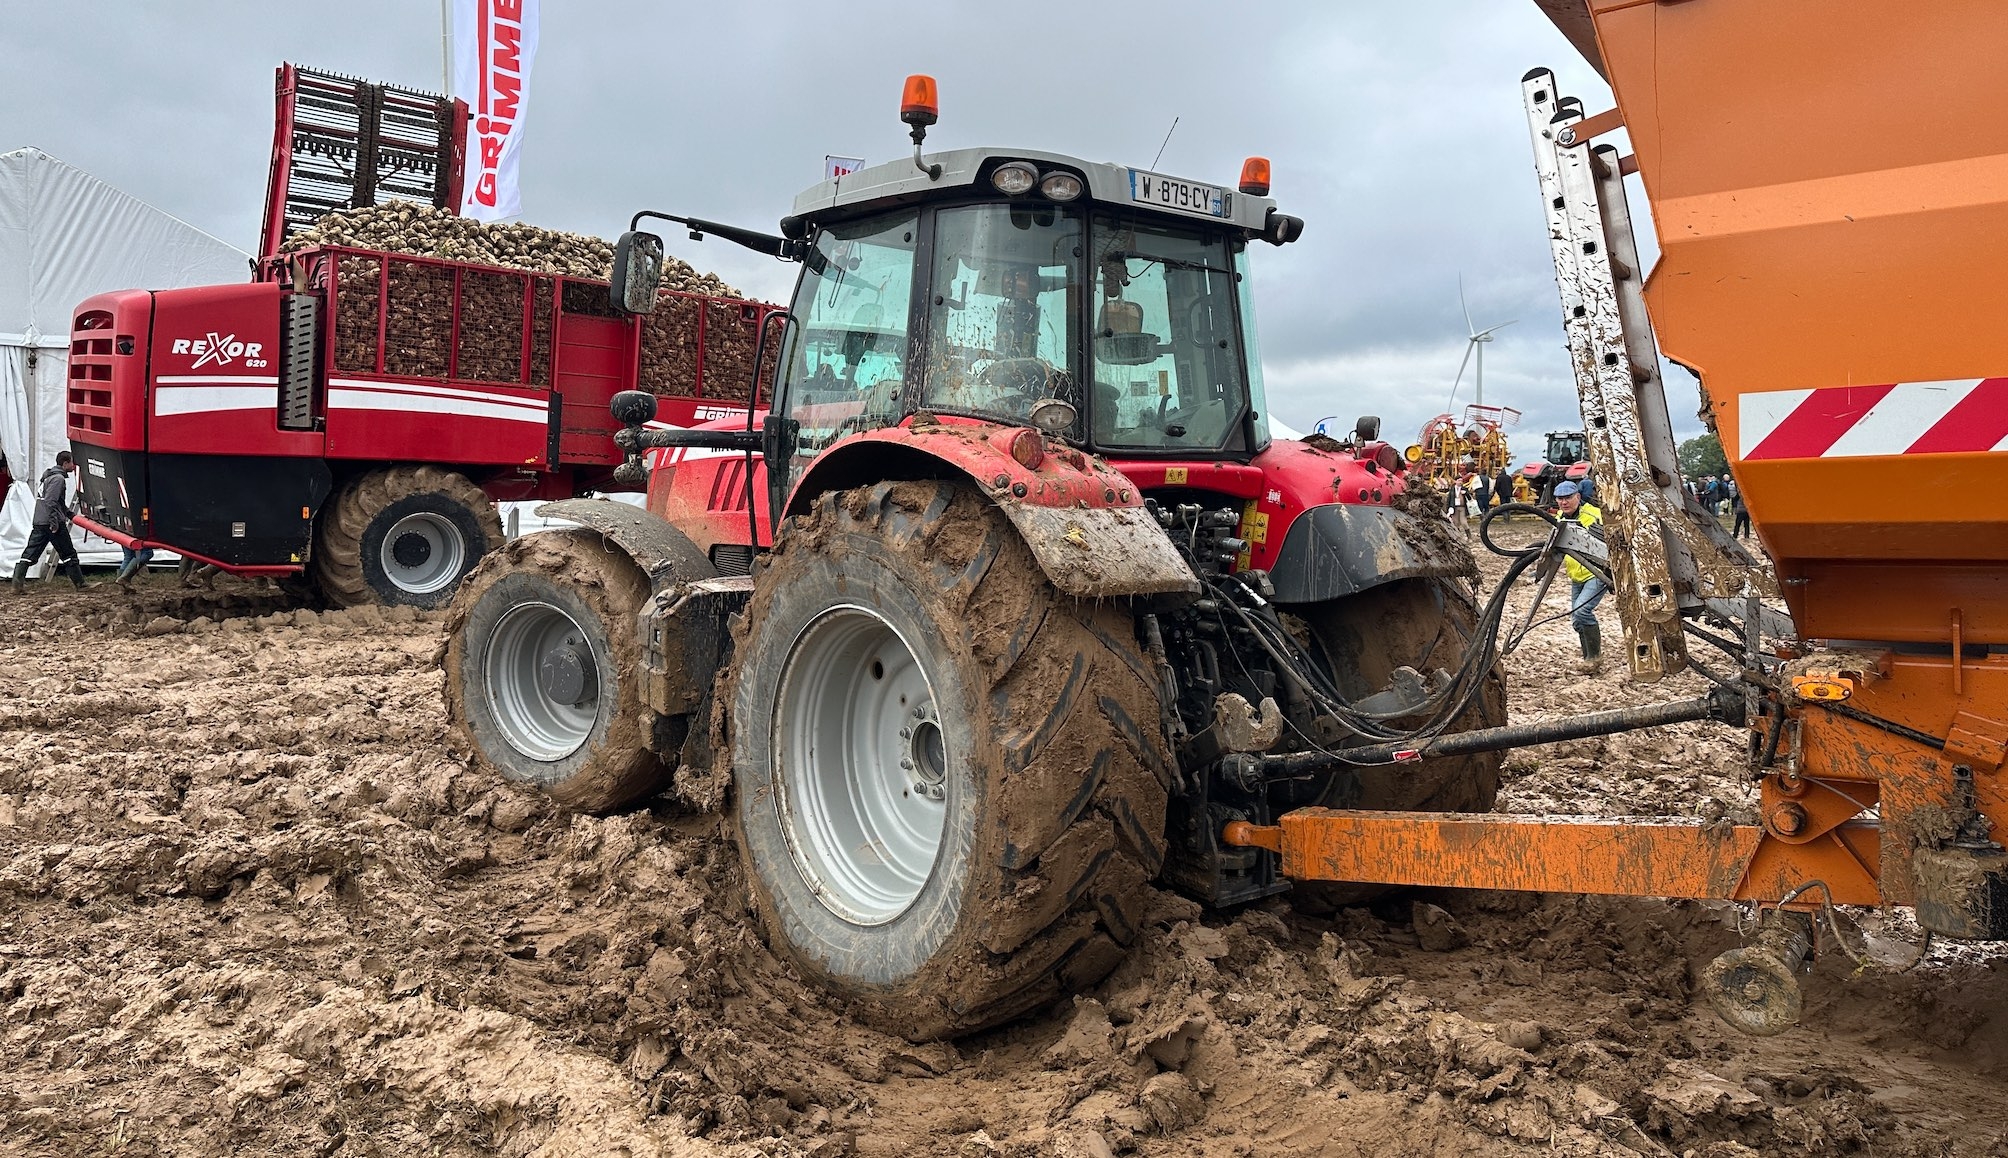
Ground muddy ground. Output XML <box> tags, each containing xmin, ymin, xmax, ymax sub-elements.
<box><xmin>4</xmin><ymin>523</ymin><xmax>2007</xmax><ymax>1157</ymax></box>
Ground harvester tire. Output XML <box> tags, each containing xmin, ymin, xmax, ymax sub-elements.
<box><xmin>313</xmin><ymin>466</ymin><xmax>503</xmax><ymax>609</ymax></box>
<box><xmin>728</xmin><ymin>481</ymin><xmax>1171</xmax><ymax>1042</ymax></box>
<box><xmin>1290</xmin><ymin>576</ymin><xmax>1507</xmax><ymax>909</ymax></box>
<box><xmin>443</xmin><ymin>529</ymin><xmax>666</xmax><ymax>812</ymax></box>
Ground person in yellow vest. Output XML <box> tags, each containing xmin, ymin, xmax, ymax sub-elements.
<box><xmin>1554</xmin><ymin>480</ymin><xmax>1604</xmax><ymax>673</ymax></box>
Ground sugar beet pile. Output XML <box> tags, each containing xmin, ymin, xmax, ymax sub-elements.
<box><xmin>281</xmin><ymin>202</ymin><xmax>775</xmax><ymax>403</ymax></box>
<box><xmin>3</xmin><ymin>524</ymin><xmax>2006</xmax><ymax>1156</ymax></box>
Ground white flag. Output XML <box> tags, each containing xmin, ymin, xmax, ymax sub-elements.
<box><xmin>452</xmin><ymin>0</ymin><xmax>540</xmax><ymax>221</ymax></box>
<box><xmin>825</xmin><ymin>155</ymin><xmax>865</xmax><ymax>180</ymax></box>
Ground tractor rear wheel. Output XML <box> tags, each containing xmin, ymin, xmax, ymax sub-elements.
<box><xmin>314</xmin><ymin>466</ymin><xmax>503</xmax><ymax>609</ymax></box>
<box><xmin>728</xmin><ymin>481</ymin><xmax>1171</xmax><ymax>1042</ymax></box>
<box><xmin>1288</xmin><ymin>576</ymin><xmax>1507</xmax><ymax>908</ymax></box>
<box><xmin>443</xmin><ymin>529</ymin><xmax>668</xmax><ymax>812</ymax></box>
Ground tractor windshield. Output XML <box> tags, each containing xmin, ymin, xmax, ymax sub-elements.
<box><xmin>922</xmin><ymin>203</ymin><xmax>1082</xmax><ymax>424</ymax></box>
<box><xmin>777</xmin><ymin>212</ymin><xmax>918</xmax><ymax>462</ymax></box>
<box><xmin>1087</xmin><ymin>214</ymin><xmax>1252</xmax><ymax>453</ymax></box>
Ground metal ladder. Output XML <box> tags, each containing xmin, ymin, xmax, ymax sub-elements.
<box><xmin>1522</xmin><ymin>68</ymin><xmax>1782</xmax><ymax>682</ymax></box>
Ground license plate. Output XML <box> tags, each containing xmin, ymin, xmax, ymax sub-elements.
<box><xmin>1128</xmin><ymin>169</ymin><xmax>1229</xmax><ymax>218</ymax></box>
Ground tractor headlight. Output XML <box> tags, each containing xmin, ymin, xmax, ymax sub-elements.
<box><xmin>1038</xmin><ymin>171</ymin><xmax>1084</xmax><ymax>201</ymax></box>
<box><xmin>991</xmin><ymin>162</ymin><xmax>1038</xmax><ymax>196</ymax></box>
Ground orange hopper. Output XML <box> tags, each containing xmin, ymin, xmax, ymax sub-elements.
<box><xmin>1540</xmin><ymin>0</ymin><xmax>2008</xmax><ymax>646</ymax></box>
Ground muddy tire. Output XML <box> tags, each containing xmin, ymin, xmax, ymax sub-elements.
<box><xmin>443</xmin><ymin>529</ymin><xmax>667</xmax><ymax>812</ymax></box>
<box><xmin>313</xmin><ymin>466</ymin><xmax>503</xmax><ymax>609</ymax></box>
<box><xmin>729</xmin><ymin>481</ymin><xmax>1171</xmax><ymax>1042</ymax></box>
<box><xmin>1289</xmin><ymin>576</ymin><xmax>1507</xmax><ymax>909</ymax></box>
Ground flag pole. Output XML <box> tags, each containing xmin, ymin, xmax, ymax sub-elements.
<box><xmin>440</xmin><ymin>0</ymin><xmax>451</xmax><ymax>94</ymax></box>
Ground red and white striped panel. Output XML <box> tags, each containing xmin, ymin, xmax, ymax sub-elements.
<box><xmin>1741</xmin><ymin>378</ymin><xmax>2008</xmax><ymax>460</ymax></box>
<box><xmin>326</xmin><ymin>378</ymin><xmax>551</xmax><ymax>425</ymax></box>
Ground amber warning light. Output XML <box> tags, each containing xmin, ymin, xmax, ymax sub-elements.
<box><xmin>901</xmin><ymin>75</ymin><xmax>939</xmax><ymax>126</ymax></box>
<box><xmin>1239</xmin><ymin>157</ymin><xmax>1271</xmax><ymax>197</ymax></box>
<box><xmin>902</xmin><ymin>75</ymin><xmax>944</xmax><ymax>181</ymax></box>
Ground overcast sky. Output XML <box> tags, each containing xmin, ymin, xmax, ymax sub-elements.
<box><xmin>0</xmin><ymin>1</ymin><xmax>1700</xmax><ymax>463</ymax></box>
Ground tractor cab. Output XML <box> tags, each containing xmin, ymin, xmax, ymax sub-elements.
<box><xmin>608</xmin><ymin>76</ymin><xmax>1305</xmax><ymax>525</ymax></box>
<box><xmin>1545</xmin><ymin>430</ymin><xmax>1587</xmax><ymax>467</ymax></box>
<box><xmin>773</xmin><ymin>156</ymin><xmax>1297</xmax><ymax>463</ymax></box>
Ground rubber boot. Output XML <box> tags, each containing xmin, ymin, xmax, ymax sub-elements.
<box><xmin>63</xmin><ymin>559</ymin><xmax>86</xmax><ymax>589</ymax></box>
<box><xmin>9</xmin><ymin>561</ymin><xmax>26</xmax><ymax>593</ymax></box>
<box><xmin>1572</xmin><ymin>624</ymin><xmax>1603</xmax><ymax>674</ymax></box>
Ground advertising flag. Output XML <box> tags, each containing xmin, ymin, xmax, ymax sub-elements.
<box><xmin>452</xmin><ymin>0</ymin><xmax>540</xmax><ymax>221</ymax></box>
<box><xmin>825</xmin><ymin>156</ymin><xmax>865</xmax><ymax>179</ymax></box>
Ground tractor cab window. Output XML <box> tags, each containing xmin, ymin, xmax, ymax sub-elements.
<box><xmin>923</xmin><ymin>203</ymin><xmax>1082</xmax><ymax>424</ymax></box>
<box><xmin>779</xmin><ymin>213</ymin><xmax>918</xmax><ymax>463</ymax></box>
<box><xmin>1087</xmin><ymin>215</ymin><xmax>1250</xmax><ymax>453</ymax></box>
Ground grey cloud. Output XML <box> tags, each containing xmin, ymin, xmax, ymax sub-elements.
<box><xmin>4</xmin><ymin>0</ymin><xmax>1696</xmax><ymax>461</ymax></box>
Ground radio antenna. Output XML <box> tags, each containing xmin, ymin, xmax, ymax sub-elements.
<box><xmin>1151</xmin><ymin>117</ymin><xmax>1180</xmax><ymax>169</ymax></box>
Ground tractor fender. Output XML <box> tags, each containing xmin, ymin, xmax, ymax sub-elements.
<box><xmin>1267</xmin><ymin>502</ymin><xmax>1474</xmax><ymax>605</ymax></box>
<box><xmin>533</xmin><ymin>498</ymin><xmax>718</xmax><ymax>593</ymax></box>
<box><xmin>786</xmin><ymin>424</ymin><xmax>1199</xmax><ymax>599</ymax></box>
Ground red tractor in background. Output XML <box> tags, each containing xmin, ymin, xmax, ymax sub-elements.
<box><xmin>1519</xmin><ymin>427</ymin><xmax>1590</xmax><ymax>504</ymax></box>
<box><xmin>441</xmin><ymin>78</ymin><xmax>1506</xmax><ymax>1041</ymax></box>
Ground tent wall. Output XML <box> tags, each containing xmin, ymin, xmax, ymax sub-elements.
<box><xmin>0</xmin><ymin>147</ymin><xmax>247</xmax><ymax>574</ymax></box>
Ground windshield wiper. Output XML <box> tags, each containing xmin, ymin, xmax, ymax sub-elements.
<box><xmin>1101</xmin><ymin>250</ymin><xmax>1235</xmax><ymax>277</ymax></box>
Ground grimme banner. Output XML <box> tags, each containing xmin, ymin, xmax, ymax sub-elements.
<box><xmin>452</xmin><ymin>0</ymin><xmax>540</xmax><ymax>221</ymax></box>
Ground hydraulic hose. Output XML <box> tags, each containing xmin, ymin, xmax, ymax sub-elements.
<box><xmin>1263</xmin><ymin>689</ymin><xmax>1728</xmax><ymax>772</ymax></box>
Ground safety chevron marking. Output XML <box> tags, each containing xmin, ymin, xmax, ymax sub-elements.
<box><xmin>1740</xmin><ymin>378</ymin><xmax>2008</xmax><ymax>460</ymax></box>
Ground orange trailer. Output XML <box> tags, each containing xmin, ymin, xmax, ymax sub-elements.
<box><xmin>1228</xmin><ymin>0</ymin><xmax>2008</xmax><ymax>1033</ymax></box>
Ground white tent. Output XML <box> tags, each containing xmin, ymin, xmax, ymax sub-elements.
<box><xmin>0</xmin><ymin>148</ymin><xmax>249</xmax><ymax>572</ymax></box>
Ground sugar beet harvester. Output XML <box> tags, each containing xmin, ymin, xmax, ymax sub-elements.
<box><xmin>61</xmin><ymin>64</ymin><xmax>779</xmax><ymax>609</ymax></box>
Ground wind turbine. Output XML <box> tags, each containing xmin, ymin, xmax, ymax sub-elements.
<box><xmin>1447</xmin><ymin>275</ymin><xmax>1517</xmax><ymax>410</ymax></box>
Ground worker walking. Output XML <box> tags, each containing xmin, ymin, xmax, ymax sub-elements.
<box><xmin>12</xmin><ymin>451</ymin><xmax>85</xmax><ymax>591</ymax></box>
<box><xmin>1554</xmin><ymin>479</ymin><xmax>1605</xmax><ymax>673</ymax></box>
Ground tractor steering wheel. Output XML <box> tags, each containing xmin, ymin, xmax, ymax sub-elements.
<box><xmin>978</xmin><ymin>357</ymin><xmax>1053</xmax><ymax>398</ymax></box>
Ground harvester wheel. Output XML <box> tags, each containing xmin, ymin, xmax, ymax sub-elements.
<box><xmin>313</xmin><ymin>466</ymin><xmax>503</xmax><ymax>609</ymax></box>
<box><xmin>729</xmin><ymin>481</ymin><xmax>1171</xmax><ymax>1042</ymax></box>
<box><xmin>443</xmin><ymin>529</ymin><xmax>666</xmax><ymax>812</ymax></box>
<box><xmin>1289</xmin><ymin>576</ymin><xmax>1507</xmax><ymax>909</ymax></box>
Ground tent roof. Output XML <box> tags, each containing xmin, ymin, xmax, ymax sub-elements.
<box><xmin>0</xmin><ymin>148</ymin><xmax>249</xmax><ymax>346</ymax></box>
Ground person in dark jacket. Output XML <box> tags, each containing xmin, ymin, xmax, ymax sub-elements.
<box><xmin>1493</xmin><ymin>466</ymin><xmax>1514</xmax><ymax>509</ymax></box>
<box><xmin>12</xmin><ymin>451</ymin><xmax>84</xmax><ymax>591</ymax></box>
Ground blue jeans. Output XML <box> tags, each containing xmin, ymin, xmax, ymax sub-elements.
<box><xmin>117</xmin><ymin>545</ymin><xmax>155</xmax><ymax>580</ymax></box>
<box><xmin>1570</xmin><ymin>576</ymin><xmax>1606</xmax><ymax>630</ymax></box>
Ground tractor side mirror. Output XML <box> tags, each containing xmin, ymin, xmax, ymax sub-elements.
<box><xmin>611</xmin><ymin>231</ymin><xmax>664</xmax><ymax>315</ymax></box>
<box><xmin>1354</xmin><ymin>415</ymin><xmax>1381</xmax><ymax>443</ymax></box>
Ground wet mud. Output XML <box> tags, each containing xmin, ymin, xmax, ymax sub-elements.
<box><xmin>2</xmin><ymin>549</ymin><xmax>2005</xmax><ymax>1156</ymax></box>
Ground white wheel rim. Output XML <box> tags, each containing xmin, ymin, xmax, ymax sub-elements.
<box><xmin>381</xmin><ymin>511</ymin><xmax>466</xmax><ymax>595</ymax></box>
<box><xmin>775</xmin><ymin>605</ymin><xmax>949</xmax><ymax>926</ymax></box>
<box><xmin>485</xmin><ymin>601</ymin><xmax>599</xmax><ymax>762</ymax></box>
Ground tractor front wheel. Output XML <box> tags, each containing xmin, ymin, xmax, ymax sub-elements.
<box><xmin>443</xmin><ymin>529</ymin><xmax>668</xmax><ymax>812</ymax></box>
<box><xmin>728</xmin><ymin>481</ymin><xmax>1172</xmax><ymax>1041</ymax></box>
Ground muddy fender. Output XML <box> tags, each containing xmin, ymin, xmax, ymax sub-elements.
<box><xmin>995</xmin><ymin>502</ymin><xmax>1199</xmax><ymax>599</ymax></box>
<box><xmin>1267</xmin><ymin>503</ymin><xmax>1472</xmax><ymax>604</ymax></box>
<box><xmin>785</xmin><ymin>427</ymin><xmax>1199</xmax><ymax>600</ymax></box>
<box><xmin>534</xmin><ymin>498</ymin><xmax>716</xmax><ymax>593</ymax></box>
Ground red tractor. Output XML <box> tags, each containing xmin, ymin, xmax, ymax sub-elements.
<box><xmin>1519</xmin><ymin>428</ymin><xmax>1591</xmax><ymax>504</ymax></box>
<box><xmin>442</xmin><ymin>79</ymin><xmax>1506</xmax><ymax>1040</ymax></box>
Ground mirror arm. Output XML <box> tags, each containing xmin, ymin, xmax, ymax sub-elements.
<box><xmin>627</xmin><ymin>210</ymin><xmax>803</xmax><ymax>261</ymax></box>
